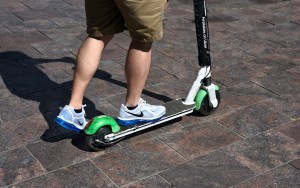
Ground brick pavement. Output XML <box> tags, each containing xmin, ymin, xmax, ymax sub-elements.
<box><xmin>0</xmin><ymin>0</ymin><xmax>300</xmax><ymax>187</ymax></box>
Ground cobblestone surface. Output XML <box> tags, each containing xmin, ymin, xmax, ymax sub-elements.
<box><xmin>0</xmin><ymin>0</ymin><xmax>299</xmax><ymax>187</ymax></box>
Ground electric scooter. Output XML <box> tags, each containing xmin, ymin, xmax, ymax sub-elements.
<box><xmin>84</xmin><ymin>0</ymin><xmax>220</xmax><ymax>150</ymax></box>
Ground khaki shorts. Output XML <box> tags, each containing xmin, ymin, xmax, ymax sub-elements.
<box><xmin>85</xmin><ymin>0</ymin><xmax>167</xmax><ymax>42</ymax></box>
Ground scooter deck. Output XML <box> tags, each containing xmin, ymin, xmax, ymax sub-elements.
<box><xmin>105</xmin><ymin>99</ymin><xmax>195</xmax><ymax>142</ymax></box>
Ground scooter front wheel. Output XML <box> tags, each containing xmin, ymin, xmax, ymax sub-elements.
<box><xmin>85</xmin><ymin>126</ymin><xmax>112</xmax><ymax>151</ymax></box>
<box><xmin>195</xmin><ymin>89</ymin><xmax>220</xmax><ymax>116</ymax></box>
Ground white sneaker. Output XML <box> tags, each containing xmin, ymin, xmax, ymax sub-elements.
<box><xmin>54</xmin><ymin>105</ymin><xmax>87</xmax><ymax>132</ymax></box>
<box><xmin>116</xmin><ymin>98</ymin><xmax>166</xmax><ymax>126</ymax></box>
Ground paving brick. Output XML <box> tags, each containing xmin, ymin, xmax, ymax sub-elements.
<box><xmin>122</xmin><ymin>175</ymin><xmax>172</xmax><ymax>188</ymax></box>
<box><xmin>209</xmin><ymin>13</ymin><xmax>239</xmax><ymax>23</ymax></box>
<box><xmin>53</xmin><ymin>4</ymin><xmax>85</xmax><ymax>21</ymax></box>
<box><xmin>0</xmin><ymin>31</ymin><xmax>50</xmax><ymax>46</ymax></box>
<box><xmin>84</xmin><ymin>77</ymin><xmax>127</xmax><ymax>101</ymax></box>
<box><xmin>257</xmin><ymin>13</ymin><xmax>291</xmax><ymax>25</ymax></box>
<box><xmin>142</xmin><ymin>77</ymin><xmax>196</xmax><ymax>102</ymax></box>
<box><xmin>163</xmin><ymin>17</ymin><xmax>195</xmax><ymax>33</ymax></box>
<box><xmin>0</xmin><ymin>45</ymin><xmax>43</xmax><ymax>60</ymax></box>
<box><xmin>13</xmin><ymin>10</ymin><xmax>65</xmax><ymax>21</ymax></box>
<box><xmin>224</xmin><ymin>130</ymin><xmax>300</xmax><ymax>173</ymax></box>
<box><xmin>0</xmin><ymin>75</ymin><xmax>14</xmax><ymax>99</ymax></box>
<box><xmin>225</xmin><ymin>7</ymin><xmax>266</xmax><ymax>21</ymax></box>
<box><xmin>24</xmin><ymin>55</ymin><xmax>76</xmax><ymax>72</ymax></box>
<box><xmin>31</xmin><ymin>39</ymin><xmax>82</xmax><ymax>56</ymax></box>
<box><xmin>164</xmin><ymin>6</ymin><xmax>193</xmax><ymax>20</ymax></box>
<box><xmin>0</xmin><ymin>12</ymin><xmax>23</xmax><ymax>25</ymax></box>
<box><xmin>0</xmin><ymin>148</ymin><xmax>46</xmax><ymax>187</ymax></box>
<box><xmin>277</xmin><ymin>119</ymin><xmax>300</xmax><ymax>143</ymax></box>
<box><xmin>273</xmin><ymin>34</ymin><xmax>300</xmax><ymax>49</ymax></box>
<box><xmin>0</xmin><ymin>1</ymin><xmax>30</xmax><ymax>12</ymax></box>
<box><xmin>9</xmin><ymin>160</ymin><xmax>117</xmax><ymax>188</ymax></box>
<box><xmin>0</xmin><ymin>114</ymin><xmax>58</xmax><ymax>152</ymax></box>
<box><xmin>210</xmin><ymin>25</ymin><xmax>237</xmax><ymax>42</ymax></box>
<box><xmin>218</xmin><ymin>1</ymin><xmax>256</xmax><ymax>10</ymax></box>
<box><xmin>251</xmin><ymin>72</ymin><xmax>300</xmax><ymax>95</ymax></box>
<box><xmin>110</xmin><ymin>32</ymin><xmax>131</xmax><ymax>48</ymax></box>
<box><xmin>151</xmin><ymin>53</ymin><xmax>201</xmax><ymax>79</ymax></box>
<box><xmin>39</xmin><ymin>27</ymin><xmax>85</xmax><ymax>41</ymax></box>
<box><xmin>26</xmin><ymin>137</ymin><xmax>120</xmax><ymax>171</ymax></box>
<box><xmin>288</xmin><ymin>65</ymin><xmax>300</xmax><ymax>75</ymax></box>
<box><xmin>146</xmin><ymin>65</ymin><xmax>178</xmax><ymax>85</ymax></box>
<box><xmin>243</xmin><ymin>53</ymin><xmax>298</xmax><ymax>75</ymax></box>
<box><xmin>239</xmin><ymin>40</ymin><xmax>284</xmax><ymax>57</ymax></box>
<box><xmin>0</xmin><ymin>83</ymin><xmax>14</xmax><ymax>100</ymax></box>
<box><xmin>235</xmin><ymin>165</ymin><xmax>300</xmax><ymax>188</ymax></box>
<box><xmin>155</xmin><ymin>40</ymin><xmax>198</xmax><ymax>61</ymax></box>
<box><xmin>4</xmin><ymin>19</ymin><xmax>59</xmax><ymax>33</ymax></box>
<box><xmin>50</xmin><ymin>17</ymin><xmax>84</xmax><ymax>27</ymax></box>
<box><xmin>213</xmin><ymin>63</ymin><xmax>267</xmax><ymax>86</ymax></box>
<box><xmin>160</xmin><ymin>150</ymin><xmax>255</xmax><ymax>187</ymax></box>
<box><xmin>220</xmin><ymin>81</ymin><xmax>275</xmax><ymax>109</ymax></box>
<box><xmin>1</xmin><ymin>68</ymin><xmax>68</xmax><ymax>95</ymax></box>
<box><xmin>279</xmin><ymin>47</ymin><xmax>300</xmax><ymax>61</ymax></box>
<box><xmin>262</xmin><ymin>95</ymin><xmax>300</xmax><ymax>119</ymax></box>
<box><xmin>99</xmin><ymin>43</ymin><xmax>128</xmax><ymax>61</ymax></box>
<box><xmin>21</xmin><ymin>0</ymin><xmax>72</xmax><ymax>10</ymax></box>
<box><xmin>0</xmin><ymin>96</ymin><xmax>39</xmax><ymax>123</ymax></box>
<box><xmin>0</xmin><ymin>24</ymin><xmax>12</xmax><ymax>34</ymax></box>
<box><xmin>289</xmin><ymin>158</ymin><xmax>300</xmax><ymax>170</ymax></box>
<box><xmin>83</xmin><ymin>98</ymin><xmax>120</xmax><ymax>119</ymax></box>
<box><xmin>226</xmin><ymin>18</ymin><xmax>274</xmax><ymax>32</ymax></box>
<box><xmin>0</xmin><ymin>60</ymin><xmax>26</xmax><ymax>77</ymax></box>
<box><xmin>216</xmin><ymin>102</ymin><xmax>292</xmax><ymax>137</ymax></box>
<box><xmin>236</xmin><ymin>27</ymin><xmax>279</xmax><ymax>44</ymax></box>
<box><xmin>291</xmin><ymin>18</ymin><xmax>300</xmax><ymax>25</ymax></box>
<box><xmin>210</xmin><ymin>48</ymin><xmax>257</xmax><ymax>67</ymax></box>
<box><xmin>21</xmin><ymin>85</ymin><xmax>72</xmax><ymax>115</ymax></box>
<box><xmin>92</xmin><ymin>139</ymin><xmax>186</xmax><ymax>186</ymax></box>
<box><xmin>118</xmin><ymin>122</ymin><xmax>184</xmax><ymax>148</ymax></box>
<box><xmin>62</xmin><ymin>0</ymin><xmax>84</xmax><ymax>6</ymax></box>
<box><xmin>158</xmin><ymin>120</ymin><xmax>241</xmax><ymax>160</ymax></box>
<box><xmin>248</xmin><ymin>0</ymin><xmax>289</xmax><ymax>6</ymax></box>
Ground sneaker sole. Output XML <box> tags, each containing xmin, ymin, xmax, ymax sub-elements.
<box><xmin>54</xmin><ymin>117</ymin><xmax>82</xmax><ymax>132</ymax></box>
<box><xmin>116</xmin><ymin>114</ymin><xmax>165</xmax><ymax>127</ymax></box>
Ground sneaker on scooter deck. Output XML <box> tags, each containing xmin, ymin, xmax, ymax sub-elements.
<box><xmin>54</xmin><ymin>105</ymin><xmax>87</xmax><ymax>132</ymax></box>
<box><xmin>116</xmin><ymin>98</ymin><xmax>166</xmax><ymax>126</ymax></box>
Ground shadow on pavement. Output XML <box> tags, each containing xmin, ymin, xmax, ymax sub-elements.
<box><xmin>0</xmin><ymin>51</ymin><xmax>172</xmax><ymax>151</ymax></box>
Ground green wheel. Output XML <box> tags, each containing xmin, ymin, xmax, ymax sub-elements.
<box><xmin>85</xmin><ymin>126</ymin><xmax>112</xmax><ymax>151</ymax></box>
<box><xmin>194</xmin><ymin>88</ymin><xmax>220</xmax><ymax>116</ymax></box>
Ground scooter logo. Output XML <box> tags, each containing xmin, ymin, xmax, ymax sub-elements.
<box><xmin>202</xmin><ymin>17</ymin><xmax>208</xmax><ymax>49</ymax></box>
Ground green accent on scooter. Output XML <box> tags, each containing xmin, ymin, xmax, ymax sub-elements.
<box><xmin>84</xmin><ymin>115</ymin><xmax>120</xmax><ymax>135</ymax></box>
<box><xmin>194</xmin><ymin>85</ymin><xmax>219</xmax><ymax>110</ymax></box>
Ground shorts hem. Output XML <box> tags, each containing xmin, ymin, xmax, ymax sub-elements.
<box><xmin>87</xmin><ymin>27</ymin><xmax>125</xmax><ymax>38</ymax></box>
<box><xmin>131</xmin><ymin>33</ymin><xmax>164</xmax><ymax>42</ymax></box>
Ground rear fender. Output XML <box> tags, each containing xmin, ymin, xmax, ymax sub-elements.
<box><xmin>84</xmin><ymin>115</ymin><xmax>120</xmax><ymax>135</ymax></box>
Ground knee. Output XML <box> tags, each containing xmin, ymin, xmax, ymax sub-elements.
<box><xmin>88</xmin><ymin>34</ymin><xmax>114</xmax><ymax>44</ymax></box>
<box><xmin>130</xmin><ymin>41</ymin><xmax>153</xmax><ymax>52</ymax></box>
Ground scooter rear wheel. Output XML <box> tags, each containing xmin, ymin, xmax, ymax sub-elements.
<box><xmin>86</xmin><ymin>126</ymin><xmax>112</xmax><ymax>151</ymax></box>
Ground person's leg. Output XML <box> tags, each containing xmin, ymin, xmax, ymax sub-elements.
<box><xmin>116</xmin><ymin>40</ymin><xmax>166</xmax><ymax>126</ymax></box>
<box><xmin>69</xmin><ymin>35</ymin><xmax>113</xmax><ymax>109</ymax></box>
<box><xmin>55</xmin><ymin>0</ymin><xmax>125</xmax><ymax>131</ymax></box>
<box><xmin>55</xmin><ymin>35</ymin><xmax>113</xmax><ymax>132</ymax></box>
<box><xmin>114</xmin><ymin>0</ymin><xmax>167</xmax><ymax>126</ymax></box>
<box><xmin>125</xmin><ymin>41</ymin><xmax>152</xmax><ymax>107</ymax></box>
